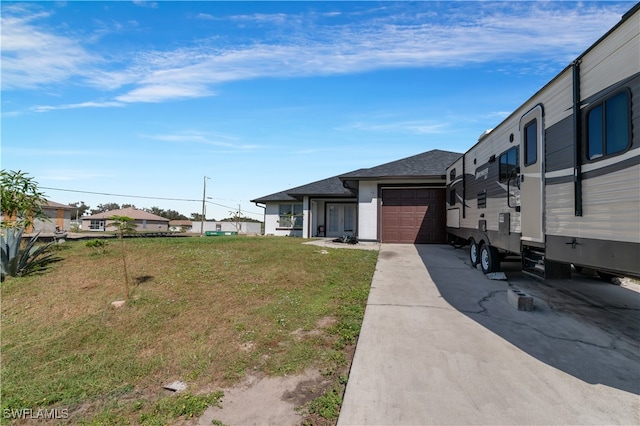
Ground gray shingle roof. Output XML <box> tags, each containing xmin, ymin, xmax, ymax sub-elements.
<box><xmin>251</xmin><ymin>175</ymin><xmax>353</xmax><ymax>203</ymax></box>
<box><xmin>251</xmin><ymin>149</ymin><xmax>462</xmax><ymax>202</ymax></box>
<box><xmin>339</xmin><ymin>149</ymin><xmax>462</xmax><ymax>179</ymax></box>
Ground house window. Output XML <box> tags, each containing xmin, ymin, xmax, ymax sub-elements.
<box><xmin>499</xmin><ymin>147</ymin><xmax>518</xmax><ymax>182</ymax></box>
<box><xmin>524</xmin><ymin>119</ymin><xmax>537</xmax><ymax>166</ymax></box>
<box><xmin>89</xmin><ymin>219</ymin><xmax>105</xmax><ymax>230</ymax></box>
<box><xmin>587</xmin><ymin>90</ymin><xmax>630</xmax><ymax>160</ymax></box>
<box><xmin>279</xmin><ymin>203</ymin><xmax>303</xmax><ymax>229</ymax></box>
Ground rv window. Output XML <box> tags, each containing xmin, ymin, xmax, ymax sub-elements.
<box><xmin>587</xmin><ymin>91</ymin><xmax>630</xmax><ymax>160</ymax></box>
<box><xmin>499</xmin><ymin>147</ymin><xmax>518</xmax><ymax>182</ymax></box>
<box><xmin>449</xmin><ymin>168</ymin><xmax>456</xmax><ymax>181</ymax></box>
<box><xmin>524</xmin><ymin>119</ymin><xmax>537</xmax><ymax>166</ymax></box>
<box><xmin>477</xmin><ymin>191</ymin><xmax>487</xmax><ymax>209</ymax></box>
<box><xmin>449</xmin><ymin>189</ymin><xmax>456</xmax><ymax>206</ymax></box>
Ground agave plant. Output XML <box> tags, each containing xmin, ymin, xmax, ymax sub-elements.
<box><xmin>0</xmin><ymin>227</ymin><xmax>61</xmax><ymax>282</ymax></box>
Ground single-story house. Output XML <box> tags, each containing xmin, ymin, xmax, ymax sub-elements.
<box><xmin>82</xmin><ymin>207</ymin><xmax>169</xmax><ymax>232</ymax></box>
<box><xmin>251</xmin><ymin>149</ymin><xmax>462</xmax><ymax>243</ymax></box>
<box><xmin>1</xmin><ymin>200</ymin><xmax>73</xmax><ymax>233</ymax></box>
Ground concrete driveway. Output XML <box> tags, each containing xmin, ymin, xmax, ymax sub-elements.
<box><xmin>338</xmin><ymin>244</ymin><xmax>640</xmax><ymax>425</ymax></box>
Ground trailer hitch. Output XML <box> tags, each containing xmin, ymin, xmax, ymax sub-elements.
<box><xmin>566</xmin><ymin>238</ymin><xmax>579</xmax><ymax>249</ymax></box>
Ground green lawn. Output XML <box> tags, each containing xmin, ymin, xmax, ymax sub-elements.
<box><xmin>1</xmin><ymin>236</ymin><xmax>378</xmax><ymax>424</ymax></box>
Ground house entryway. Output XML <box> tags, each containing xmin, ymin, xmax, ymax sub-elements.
<box><xmin>326</xmin><ymin>203</ymin><xmax>356</xmax><ymax>238</ymax></box>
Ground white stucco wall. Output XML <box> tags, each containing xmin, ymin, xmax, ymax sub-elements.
<box><xmin>357</xmin><ymin>181</ymin><xmax>379</xmax><ymax>241</ymax></box>
<box><xmin>263</xmin><ymin>203</ymin><xmax>302</xmax><ymax>237</ymax></box>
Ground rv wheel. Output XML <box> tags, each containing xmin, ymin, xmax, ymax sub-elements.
<box><xmin>469</xmin><ymin>241</ymin><xmax>480</xmax><ymax>266</ymax></box>
<box><xmin>480</xmin><ymin>245</ymin><xmax>500</xmax><ymax>274</ymax></box>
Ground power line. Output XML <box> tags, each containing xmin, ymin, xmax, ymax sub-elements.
<box><xmin>41</xmin><ymin>186</ymin><xmax>201</xmax><ymax>202</ymax></box>
<box><xmin>40</xmin><ymin>186</ymin><xmax>264</xmax><ymax>217</ymax></box>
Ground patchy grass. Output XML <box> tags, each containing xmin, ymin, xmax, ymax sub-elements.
<box><xmin>1</xmin><ymin>236</ymin><xmax>377</xmax><ymax>424</ymax></box>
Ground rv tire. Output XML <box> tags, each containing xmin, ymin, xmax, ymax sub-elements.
<box><xmin>469</xmin><ymin>240</ymin><xmax>480</xmax><ymax>266</ymax></box>
<box><xmin>480</xmin><ymin>244</ymin><xmax>500</xmax><ymax>274</ymax></box>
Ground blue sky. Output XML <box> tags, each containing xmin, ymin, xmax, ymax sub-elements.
<box><xmin>1</xmin><ymin>1</ymin><xmax>634</xmax><ymax>220</ymax></box>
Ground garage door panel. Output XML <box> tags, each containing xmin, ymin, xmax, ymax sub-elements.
<box><xmin>381</xmin><ymin>188</ymin><xmax>446</xmax><ymax>244</ymax></box>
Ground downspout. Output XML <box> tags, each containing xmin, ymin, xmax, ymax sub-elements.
<box><xmin>573</xmin><ymin>60</ymin><xmax>583</xmax><ymax>217</ymax></box>
<box><xmin>253</xmin><ymin>202</ymin><xmax>266</xmax><ymax>235</ymax></box>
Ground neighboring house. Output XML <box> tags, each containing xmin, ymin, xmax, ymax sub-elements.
<box><xmin>1</xmin><ymin>200</ymin><xmax>73</xmax><ymax>233</ymax></box>
<box><xmin>190</xmin><ymin>221</ymin><xmax>262</xmax><ymax>235</ymax></box>
<box><xmin>251</xmin><ymin>149</ymin><xmax>462</xmax><ymax>243</ymax></box>
<box><xmin>82</xmin><ymin>207</ymin><xmax>169</xmax><ymax>232</ymax></box>
<box><xmin>169</xmin><ymin>220</ymin><xmax>193</xmax><ymax>232</ymax></box>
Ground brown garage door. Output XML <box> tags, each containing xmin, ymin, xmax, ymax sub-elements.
<box><xmin>381</xmin><ymin>188</ymin><xmax>446</xmax><ymax>244</ymax></box>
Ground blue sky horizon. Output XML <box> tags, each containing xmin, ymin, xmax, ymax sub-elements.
<box><xmin>2</xmin><ymin>1</ymin><xmax>635</xmax><ymax>220</ymax></box>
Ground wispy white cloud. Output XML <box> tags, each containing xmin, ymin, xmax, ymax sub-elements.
<box><xmin>141</xmin><ymin>131</ymin><xmax>259</xmax><ymax>151</ymax></box>
<box><xmin>133</xmin><ymin>1</ymin><xmax>158</xmax><ymax>9</ymax></box>
<box><xmin>0</xmin><ymin>4</ymin><xmax>99</xmax><ymax>90</ymax></box>
<box><xmin>345</xmin><ymin>120</ymin><xmax>450</xmax><ymax>135</ymax></box>
<box><xmin>31</xmin><ymin>100</ymin><xmax>124</xmax><ymax>112</ymax></box>
<box><xmin>2</xmin><ymin>2</ymin><xmax>630</xmax><ymax>108</ymax></box>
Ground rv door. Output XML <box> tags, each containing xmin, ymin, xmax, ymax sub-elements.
<box><xmin>519</xmin><ymin>105</ymin><xmax>544</xmax><ymax>243</ymax></box>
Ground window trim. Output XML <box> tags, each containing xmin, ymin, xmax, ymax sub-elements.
<box><xmin>498</xmin><ymin>146</ymin><xmax>519</xmax><ymax>182</ymax></box>
<box><xmin>584</xmin><ymin>88</ymin><xmax>632</xmax><ymax>163</ymax></box>
<box><xmin>523</xmin><ymin>118</ymin><xmax>538</xmax><ymax>166</ymax></box>
<box><xmin>277</xmin><ymin>203</ymin><xmax>303</xmax><ymax>230</ymax></box>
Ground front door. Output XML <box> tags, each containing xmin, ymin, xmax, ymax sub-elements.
<box><xmin>519</xmin><ymin>105</ymin><xmax>544</xmax><ymax>243</ymax></box>
<box><xmin>326</xmin><ymin>203</ymin><xmax>356</xmax><ymax>237</ymax></box>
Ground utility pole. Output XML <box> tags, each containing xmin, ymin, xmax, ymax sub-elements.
<box><xmin>200</xmin><ymin>176</ymin><xmax>209</xmax><ymax>236</ymax></box>
<box><xmin>237</xmin><ymin>204</ymin><xmax>242</xmax><ymax>233</ymax></box>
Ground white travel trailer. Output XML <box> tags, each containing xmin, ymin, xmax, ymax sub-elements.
<box><xmin>446</xmin><ymin>4</ymin><xmax>639</xmax><ymax>279</ymax></box>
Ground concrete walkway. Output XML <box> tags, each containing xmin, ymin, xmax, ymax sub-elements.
<box><xmin>338</xmin><ymin>244</ymin><xmax>640</xmax><ymax>425</ymax></box>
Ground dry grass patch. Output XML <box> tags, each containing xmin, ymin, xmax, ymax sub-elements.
<box><xmin>1</xmin><ymin>236</ymin><xmax>377</xmax><ymax>424</ymax></box>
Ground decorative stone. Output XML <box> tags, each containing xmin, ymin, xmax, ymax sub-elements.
<box><xmin>163</xmin><ymin>381</ymin><xmax>187</xmax><ymax>392</ymax></box>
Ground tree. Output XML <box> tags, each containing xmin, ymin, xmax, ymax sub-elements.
<box><xmin>69</xmin><ymin>201</ymin><xmax>91</xmax><ymax>220</ymax></box>
<box><xmin>143</xmin><ymin>207</ymin><xmax>188</xmax><ymax>220</ymax></box>
<box><xmin>1</xmin><ymin>170</ymin><xmax>48</xmax><ymax>229</ymax></box>
<box><xmin>162</xmin><ymin>209</ymin><xmax>188</xmax><ymax>221</ymax></box>
<box><xmin>91</xmin><ymin>203</ymin><xmax>121</xmax><ymax>214</ymax></box>
<box><xmin>109</xmin><ymin>215</ymin><xmax>135</xmax><ymax>299</ymax></box>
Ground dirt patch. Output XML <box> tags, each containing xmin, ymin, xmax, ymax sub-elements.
<box><xmin>197</xmin><ymin>369</ymin><xmax>332</xmax><ymax>425</ymax></box>
<box><xmin>197</xmin><ymin>340</ymin><xmax>357</xmax><ymax>426</ymax></box>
